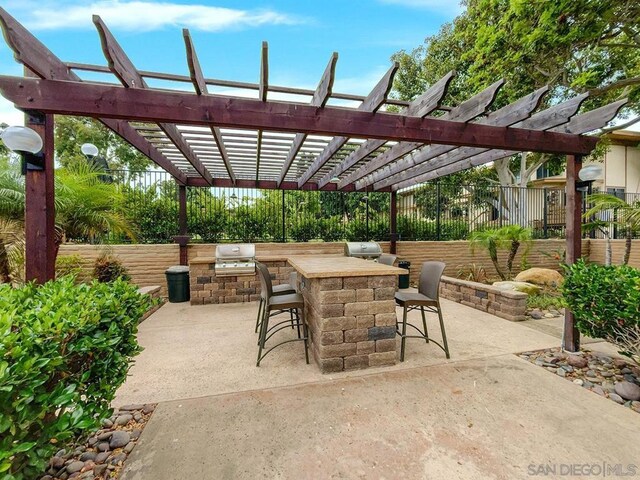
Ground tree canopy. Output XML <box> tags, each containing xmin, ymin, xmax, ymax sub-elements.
<box><xmin>391</xmin><ymin>0</ymin><xmax>639</xmax><ymax>193</ymax></box>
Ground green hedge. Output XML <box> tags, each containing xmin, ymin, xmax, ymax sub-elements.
<box><xmin>0</xmin><ymin>277</ymin><xmax>150</xmax><ymax>479</ymax></box>
<box><xmin>562</xmin><ymin>259</ymin><xmax>640</xmax><ymax>364</ymax></box>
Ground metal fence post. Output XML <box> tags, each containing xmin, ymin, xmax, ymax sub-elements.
<box><xmin>543</xmin><ymin>187</ymin><xmax>548</xmax><ymax>239</ymax></box>
<box><xmin>436</xmin><ymin>181</ymin><xmax>441</xmax><ymax>241</ymax></box>
<box><xmin>281</xmin><ymin>189</ymin><xmax>286</xmax><ymax>242</ymax></box>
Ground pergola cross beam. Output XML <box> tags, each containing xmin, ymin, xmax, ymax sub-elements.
<box><xmin>93</xmin><ymin>15</ymin><xmax>214</xmax><ymax>185</ymax></box>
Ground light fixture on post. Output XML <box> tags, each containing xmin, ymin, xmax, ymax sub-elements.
<box><xmin>0</xmin><ymin>125</ymin><xmax>44</xmax><ymax>174</ymax></box>
<box><xmin>81</xmin><ymin>142</ymin><xmax>99</xmax><ymax>159</ymax></box>
<box><xmin>576</xmin><ymin>164</ymin><xmax>603</xmax><ymax>193</ymax></box>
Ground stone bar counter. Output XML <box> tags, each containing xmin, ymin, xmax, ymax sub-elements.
<box><xmin>287</xmin><ymin>256</ymin><xmax>405</xmax><ymax>373</ymax></box>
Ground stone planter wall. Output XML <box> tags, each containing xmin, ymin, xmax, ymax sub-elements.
<box><xmin>439</xmin><ymin>276</ymin><xmax>528</xmax><ymax>321</ymax></box>
<box><xmin>189</xmin><ymin>259</ymin><xmax>293</xmax><ymax>305</ymax></box>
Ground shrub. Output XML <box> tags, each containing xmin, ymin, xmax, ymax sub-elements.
<box><xmin>562</xmin><ymin>259</ymin><xmax>640</xmax><ymax>365</ymax></box>
<box><xmin>0</xmin><ymin>277</ymin><xmax>150</xmax><ymax>479</ymax></box>
<box><xmin>55</xmin><ymin>254</ymin><xmax>84</xmax><ymax>279</ymax></box>
<box><xmin>93</xmin><ymin>253</ymin><xmax>130</xmax><ymax>283</ymax></box>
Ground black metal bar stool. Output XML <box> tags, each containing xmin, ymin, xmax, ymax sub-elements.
<box><xmin>256</xmin><ymin>262</ymin><xmax>309</xmax><ymax>366</ymax></box>
<box><xmin>254</xmin><ymin>268</ymin><xmax>296</xmax><ymax>333</ymax></box>
<box><xmin>394</xmin><ymin>261</ymin><xmax>450</xmax><ymax>361</ymax></box>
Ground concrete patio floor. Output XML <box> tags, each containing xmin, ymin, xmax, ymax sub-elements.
<box><xmin>116</xmin><ymin>298</ymin><xmax>640</xmax><ymax>479</ymax></box>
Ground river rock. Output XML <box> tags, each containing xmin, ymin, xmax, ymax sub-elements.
<box><xmin>109</xmin><ymin>431</ymin><xmax>131</xmax><ymax>449</ymax></box>
<box><xmin>609</xmin><ymin>393</ymin><xmax>625</xmax><ymax>404</ymax></box>
<box><xmin>94</xmin><ymin>452</ymin><xmax>110</xmax><ymax>464</ymax></box>
<box><xmin>566</xmin><ymin>355</ymin><xmax>588</xmax><ymax>368</ymax></box>
<box><xmin>66</xmin><ymin>461</ymin><xmax>85</xmax><ymax>474</ymax></box>
<box><xmin>515</xmin><ymin>268</ymin><xmax>564</xmax><ymax>287</ymax></box>
<box><xmin>115</xmin><ymin>414</ymin><xmax>133</xmax><ymax>426</ymax></box>
<box><xmin>530</xmin><ymin>309</ymin><xmax>543</xmax><ymax>319</ymax></box>
<box><xmin>79</xmin><ymin>452</ymin><xmax>97</xmax><ymax>462</ymax></box>
<box><xmin>614</xmin><ymin>381</ymin><xmax>640</xmax><ymax>401</ymax></box>
<box><xmin>96</xmin><ymin>442</ymin><xmax>110</xmax><ymax>452</ymax></box>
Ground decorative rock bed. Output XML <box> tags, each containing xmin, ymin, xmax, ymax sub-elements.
<box><xmin>519</xmin><ymin>348</ymin><xmax>640</xmax><ymax>414</ymax></box>
<box><xmin>40</xmin><ymin>404</ymin><xmax>156</xmax><ymax>480</ymax></box>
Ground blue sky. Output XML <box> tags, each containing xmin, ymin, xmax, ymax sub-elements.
<box><xmin>0</xmin><ymin>0</ymin><xmax>462</xmax><ymax>126</ymax></box>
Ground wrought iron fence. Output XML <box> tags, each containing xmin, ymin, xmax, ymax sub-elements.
<box><xmin>103</xmin><ymin>170</ymin><xmax>640</xmax><ymax>244</ymax></box>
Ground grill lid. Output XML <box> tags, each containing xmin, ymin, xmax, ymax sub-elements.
<box><xmin>344</xmin><ymin>242</ymin><xmax>383</xmax><ymax>259</ymax></box>
<box><xmin>214</xmin><ymin>244</ymin><xmax>256</xmax><ymax>277</ymax></box>
<box><xmin>215</xmin><ymin>244</ymin><xmax>256</xmax><ymax>260</ymax></box>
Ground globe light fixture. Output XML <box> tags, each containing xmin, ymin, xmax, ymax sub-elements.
<box><xmin>0</xmin><ymin>125</ymin><xmax>43</xmax><ymax>154</ymax></box>
<box><xmin>578</xmin><ymin>164</ymin><xmax>603</xmax><ymax>182</ymax></box>
<box><xmin>81</xmin><ymin>142</ymin><xmax>99</xmax><ymax>158</ymax></box>
<box><xmin>330</xmin><ymin>176</ymin><xmax>340</xmax><ymax>183</ymax></box>
<box><xmin>0</xmin><ymin>125</ymin><xmax>44</xmax><ymax>173</ymax></box>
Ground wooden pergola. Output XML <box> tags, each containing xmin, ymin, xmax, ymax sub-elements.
<box><xmin>0</xmin><ymin>8</ymin><xmax>627</xmax><ymax>351</ymax></box>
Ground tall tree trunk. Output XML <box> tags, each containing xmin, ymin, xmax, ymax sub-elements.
<box><xmin>489</xmin><ymin>246</ymin><xmax>506</xmax><ymax>280</ymax></box>
<box><xmin>623</xmin><ymin>226</ymin><xmax>632</xmax><ymax>265</ymax></box>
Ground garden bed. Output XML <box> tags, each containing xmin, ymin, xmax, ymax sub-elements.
<box><xmin>439</xmin><ymin>276</ymin><xmax>528</xmax><ymax>321</ymax></box>
<box><xmin>519</xmin><ymin>348</ymin><xmax>640</xmax><ymax>414</ymax></box>
<box><xmin>40</xmin><ymin>404</ymin><xmax>156</xmax><ymax>480</ymax></box>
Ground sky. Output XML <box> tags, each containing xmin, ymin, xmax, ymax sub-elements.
<box><xmin>0</xmin><ymin>0</ymin><xmax>463</xmax><ymax>126</ymax></box>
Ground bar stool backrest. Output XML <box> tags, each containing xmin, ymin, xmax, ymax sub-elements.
<box><xmin>418</xmin><ymin>261</ymin><xmax>446</xmax><ymax>300</ymax></box>
<box><xmin>256</xmin><ymin>262</ymin><xmax>273</xmax><ymax>301</ymax></box>
<box><xmin>378</xmin><ymin>253</ymin><xmax>397</xmax><ymax>266</ymax></box>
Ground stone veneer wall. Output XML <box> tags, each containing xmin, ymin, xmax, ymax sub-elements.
<box><xmin>439</xmin><ymin>276</ymin><xmax>528</xmax><ymax>322</ymax></box>
<box><xmin>189</xmin><ymin>260</ymin><xmax>294</xmax><ymax>305</ymax></box>
<box><xmin>299</xmin><ymin>275</ymin><xmax>398</xmax><ymax>373</ymax></box>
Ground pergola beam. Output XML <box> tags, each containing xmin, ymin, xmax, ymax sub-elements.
<box><xmin>0</xmin><ymin>7</ymin><xmax>187</xmax><ymax>184</ymax></box>
<box><xmin>256</xmin><ymin>41</ymin><xmax>268</xmax><ymax>181</ymax></box>
<box><xmin>0</xmin><ymin>75</ymin><xmax>600</xmax><ymax>156</ymax></box>
<box><xmin>296</xmin><ymin>63</ymin><xmax>399</xmax><ymax>187</ymax></box>
<box><xmin>183</xmin><ymin>28</ymin><xmax>236</xmax><ymax>183</ymax></box>
<box><xmin>276</xmin><ymin>52</ymin><xmax>338</xmax><ymax>186</ymax></box>
<box><xmin>373</xmin><ymin>85</ymin><xmax>550</xmax><ymax>189</ymax></box>
<box><xmin>318</xmin><ymin>70</ymin><xmax>455</xmax><ymax>188</ymax></box>
<box><xmin>343</xmin><ymin>79</ymin><xmax>504</xmax><ymax>189</ymax></box>
<box><xmin>94</xmin><ymin>15</ymin><xmax>213</xmax><ymax>185</ymax></box>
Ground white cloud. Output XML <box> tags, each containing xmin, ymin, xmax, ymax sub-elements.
<box><xmin>0</xmin><ymin>98</ymin><xmax>24</xmax><ymax>127</ymax></box>
<box><xmin>23</xmin><ymin>0</ymin><xmax>304</xmax><ymax>32</ymax></box>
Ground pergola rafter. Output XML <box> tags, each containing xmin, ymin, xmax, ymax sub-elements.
<box><xmin>340</xmin><ymin>79</ymin><xmax>505</xmax><ymax>189</ymax></box>
<box><xmin>317</xmin><ymin>70</ymin><xmax>455</xmax><ymax>188</ymax></box>
<box><xmin>183</xmin><ymin>29</ymin><xmax>236</xmax><ymax>183</ymax></box>
<box><xmin>296</xmin><ymin>63</ymin><xmax>399</xmax><ymax>187</ymax></box>
<box><xmin>93</xmin><ymin>15</ymin><xmax>214</xmax><ymax>185</ymax></box>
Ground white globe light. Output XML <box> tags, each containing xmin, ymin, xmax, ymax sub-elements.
<box><xmin>330</xmin><ymin>176</ymin><xmax>340</xmax><ymax>183</ymax></box>
<box><xmin>0</xmin><ymin>126</ymin><xmax>43</xmax><ymax>154</ymax></box>
<box><xmin>81</xmin><ymin>143</ymin><xmax>99</xmax><ymax>158</ymax></box>
<box><xmin>578</xmin><ymin>164</ymin><xmax>603</xmax><ymax>182</ymax></box>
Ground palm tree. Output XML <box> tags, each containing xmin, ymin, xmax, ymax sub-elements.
<box><xmin>584</xmin><ymin>193</ymin><xmax>640</xmax><ymax>265</ymax></box>
<box><xmin>0</xmin><ymin>162</ymin><xmax>135</xmax><ymax>282</ymax></box>
<box><xmin>497</xmin><ymin>225</ymin><xmax>532</xmax><ymax>277</ymax></box>
<box><xmin>469</xmin><ymin>228</ymin><xmax>505</xmax><ymax>280</ymax></box>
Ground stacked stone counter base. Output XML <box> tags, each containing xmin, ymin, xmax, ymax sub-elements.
<box><xmin>299</xmin><ymin>275</ymin><xmax>398</xmax><ymax>373</ymax></box>
<box><xmin>439</xmin><ymin>276</ymin><xmax>527</xmax><ymax>321</ymax></box>
<box><xmin>189</xmin><ymin>258</ymin><xmax>293</xmax><ymax>305</ymax></box>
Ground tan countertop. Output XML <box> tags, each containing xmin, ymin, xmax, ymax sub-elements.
<box><xmin>287</xmin><ymin>255</ymin><xmax>405</xmax><ymax>278</ymax></box>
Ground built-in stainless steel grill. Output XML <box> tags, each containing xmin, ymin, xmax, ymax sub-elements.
<box><xmin>215</xmin><ymin>244</ymin><xmax>256</xmax><ymax>277</ymax></box>
<box><xmin>344</xmin><ymin>242</ymin><xmax>383</xmax><ymax>260</ymax></box>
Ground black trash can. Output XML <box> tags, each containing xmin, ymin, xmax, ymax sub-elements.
<box><xmin>165</xmin><ymin>265</ymin><xmax>190</xmax><ymax>303</ymax></box>
<box><xmin>398</xmin><ymin>260</ymin><xmax>411</xmax><ymax>289</ymax></box>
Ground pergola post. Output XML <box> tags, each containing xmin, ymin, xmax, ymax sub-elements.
<box><xmin>24</xmin><ymin>111</ymin><xmax>56</xmax><ymax>284</ymax></box>
<box><xmin>173</xmin><ymin>183</ymin><xmax>190</xmax><ymax>266</ymax></box>
<box><xmin>389</xmin><ymin>191</ymin><xmax>398</xmax><ymax>254</ymax></box>
<box><xmin>563</xmin><ymin>154</ymin><xmax>582</xmax><ymax>352</ymax></box>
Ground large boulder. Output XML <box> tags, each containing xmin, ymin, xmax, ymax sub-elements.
<box><xmin>492</xmin><ymin>281</ymin><xmax>541</xmax><ymax>295</ymax></box>
<box><xmin>515</xmin><ymin>268</ymin><xmax>564</xmax><ymax>288</ymax></box>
